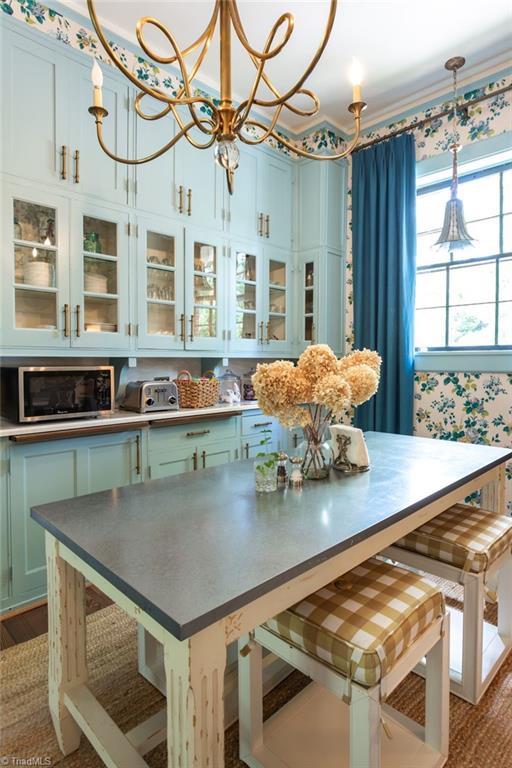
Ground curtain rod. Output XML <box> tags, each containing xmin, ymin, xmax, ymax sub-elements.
<box><xmin>353</xmin><ymin>84</ymin><xmax>512</xmax><ymax>152</ymax></box>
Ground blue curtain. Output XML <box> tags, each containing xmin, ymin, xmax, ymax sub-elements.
<box><xmin>352</xmin><ymin>132</ymin><xmax>416</xmax><ymax>435</ymax></box>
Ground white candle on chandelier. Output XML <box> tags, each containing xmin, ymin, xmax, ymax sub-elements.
<box><xmin>91</xmin><ymin>60</ymin><xmax>104</xmax><ymax>107</ymax></box>
<box><xmin>349</xmin><ymin>58</ymin><xmax>364</xmax><ymax>103</ymax></box>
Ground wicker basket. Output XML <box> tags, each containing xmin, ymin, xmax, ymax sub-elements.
<box><xmin>174</xmin><ymin>370</ymin><xmax>219</xmax><ymax>409</ymax></box>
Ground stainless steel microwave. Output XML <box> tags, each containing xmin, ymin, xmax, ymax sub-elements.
<box><xmin>1</xmin><ymin>366</ymin><xmax>115</xmax><ymax>423</ymax></box>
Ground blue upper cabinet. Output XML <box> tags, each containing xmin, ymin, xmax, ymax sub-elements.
<box><xmin>296</xmin><ymin>159</ymin><xmax>346</xmax><ymax>251</ymax></box>
<box><xmin>69</xmin><ymin>60</ymin><xmax>130</xmax><ymax>206</ymax></box>
<box><xmin>1</xmin><ymin>28</ymin><xmax>69</xmax><ymax>188</ymax></box>
<box><xmin>184</xmin><ymin>226</ymin><xmax>226</xmax><ymax>352</ymax></box>
<box><xmin>134</xmin><ymin>95</ymin><xmax>177</xmax><ymax>217</ymax></box>
<box><xmin>228</xmin><ymin>144</ymin><xmax>260</xmax><ymax>239</ymax></box>
<box><xmin>258</xmin><ymin>152</ymin><xmax>294</xmax><ymax>250</ymax></box>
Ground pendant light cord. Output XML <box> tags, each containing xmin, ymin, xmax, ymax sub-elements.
<box><xmin>451</xmin><ymin>67</ymin><xmax>459</xmax><ymax>200</ymax></box>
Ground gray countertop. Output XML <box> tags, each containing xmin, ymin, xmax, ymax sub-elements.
<box><xmin>31</xmin><ymin>432</ymin><xmax>512</xmax><ymax>640</ymax></box>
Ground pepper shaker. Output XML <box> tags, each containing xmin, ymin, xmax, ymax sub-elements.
<box><xmin>289</xmin><ymin>456</ymin><xmax>303</xmax><ymax>488</ymax></box>
<box><xmin>277</xmin><ymin>451</ymin><xmax>289</xmax><ymax>486</ymax></box>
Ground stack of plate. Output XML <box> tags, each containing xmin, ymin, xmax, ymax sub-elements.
<box><xmin>84</xmin><ymin>273</ymin><xmax>108</xmax><ymax>293</ymax></box>
<box><xmin>25</xmin><ymin>261</ymin><xmax>53</xmax><ymax>287</ymax></box>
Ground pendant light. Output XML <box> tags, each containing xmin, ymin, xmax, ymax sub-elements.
<box><xmin>434</xmin><ymin>56</ymin><xmax>474</xmax><ymax>251</ymax></box>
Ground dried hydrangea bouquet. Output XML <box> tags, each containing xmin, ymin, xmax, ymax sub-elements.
<box><xmin>252</xmin><ymin>345</ymin><xmax>381</xmax><ymax>480</ymax></box>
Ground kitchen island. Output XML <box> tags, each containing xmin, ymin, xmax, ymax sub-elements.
<box><xmin>31</xmin><ymin>432</ymin><xmax>511</xmax><ymax>767</ymax></box>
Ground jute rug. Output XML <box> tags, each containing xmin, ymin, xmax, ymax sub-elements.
<box><xmin>0</xmin><ymin>593</ymin><xmax>510</xmax><ymax>768</ymax></box>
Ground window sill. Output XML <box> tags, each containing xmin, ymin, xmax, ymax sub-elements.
<box><xmin>414</xmin><ymin>350</ymin><xmax>512</xmax><ymax>374</ymax></box>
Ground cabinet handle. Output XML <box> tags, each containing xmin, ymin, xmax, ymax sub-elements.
<box><xmin>193</xmin><ymin>450</ymin><xmax>198</xmax><ymax>471</ymax></box>
<box><xmin>76</xmin><ymin>304</ymin><xmax>81</xmax><ymax>337</ymax></box>
<box><xmin>293</xmin><ymin>433</ymin><xmax>299</xmax><ymax>448</ymax></box>
<box><xmin>245</xmin><ymin>443</ymin><xmax>249</xmax><ymax>459</ymax></box>
<box><xmin>187</xmin><ymin>188</ymin><xmax>192</xmax><ymax>216</ymax></box>
<box><xmin>186</xmin><ymin>429</ymin><xmax>210</xmax><ymax>437</ymax></box>
<box><xmin>311</xmin><ymin>323</ymin><xmax>316</xmax><ymax>344</ymax></box>
<box><xmin>135</xmin><ymin>434</ymin><xmax>142</xmax><ymax>475</ymax></box>
<box><xmin>179</xmin><ymin>313</ymin><xmax>185</xmax><ymax>342</ymax></box>
<box><xmin>201</xmin><ymin>450</ymin><xmax>206</xmax><ymax>469</ymax></box>
<box><xmin>266</xmin><ymin>321</ymin><xmax>270</xmax><ymax>344</ymax></box>
<box><xmin>73</xmin><ymin>149</ymin><xmax>80</xmax><ymax>183</ymax></box>
<box><xmin>178</xmin><ymin>185</ymin><xmax>185</xmax><ymax>214</ymax></box>
<box><xmin>258</xmin><ymin>321</ymin><xmax>264</xmax><ymax>345</ymax></box>
<box><xmin>265</xmin><ymin>214</ymin><xmax>270</xmax><ymax>239</ymax></box>
<box><xmin>63</xmin><ymin>303</ymin><xmax>70</xmax><ymax>338</ymax></box>
<box><xmin>258</xmin><ymin>213</ymin><xmax>264</xmax><ymax>237</ymax></box>
<box><xmin>189</xmin><ymin>314</ymin><xmax>194</xmax><ymax>342</ymax></box>
<box><xmin>253</xmin><ymin>421</ymin><xmax>272</xmax><ymax>428</ymax></box>
<box><xmin>60</xmin><ymin>145</ymin><xmax>67</xmax><ymax>180</ymax></box>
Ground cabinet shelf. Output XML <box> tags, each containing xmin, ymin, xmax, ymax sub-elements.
<box><xmin>83</xmin><ymin>290</ymin><xmax>119</xmax><ymax>300</ymax></box>
<box><xmin>82</xmin><ymin>251</ymin><xmax>117</xmax><ymax>262</ymax></box>
<box><xmin>14</xmin><ymin>238</ymin><xmax>57</xmax><ymax>252</ymax></box>
<box><xmin>147</xmin><ymin>298</ymin><xmax>175</xmax><ymax>306</ymax></box>
<box><xmin>14</xmin><ymin>282</ymin><xmax>58</xmax><ymax>294</ymax></box>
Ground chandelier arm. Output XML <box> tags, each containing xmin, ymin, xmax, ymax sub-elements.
<box><xmin>229</xmin><ymin>2</ymin><xmax>294</xmax><ymax>61</ymax></box>
<box><xmin>244</xmin><ymin>0</ymin><xmax>337</xmax><ymax>109</ymax></box>
<box><xmin>135</xmin><ymin>1</ymin><xmax>220</xmax><ymax>66</ymax></box>
<box><xmin>90</xmin><ymin>115</ymin><xmax>216</xmax><ymax>165</ymax></box>
<box><xmin>171</xmin><ymin>106</ymin><xmax>220</xmax><ymax>148</ymax></box>
<box><xmin>133</xmin><ymin>91</ymin><xmax>220</xmax><ymax>138</ymax></box>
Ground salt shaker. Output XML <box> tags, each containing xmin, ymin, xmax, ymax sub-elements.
<box><xmin>277</xmin><ymin>452</ymin><xmax>289</xmax><ymax>486</ymax></box>
<box><xmin>289</xmin><ymin>456</ymin><xmax>303</xmax><ymax>488</ymax></box>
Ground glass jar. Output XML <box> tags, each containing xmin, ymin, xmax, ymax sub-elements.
<box><xmin>254</xmin><ymin>456</ymin><xmax>278</xmax><ymax>493</ymax></box>
<box><xmin>242</xmin><ymin>366</ymin><xmax>257</xmax><ymax>401</ymax></box>
<box><xmin>218</xmin><ymin>368</ymin><xmax>241</xmax><ymax>404</ymax></box>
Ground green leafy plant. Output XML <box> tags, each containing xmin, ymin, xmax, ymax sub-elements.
<box><xmin>255</xmin><ymin>429</ymin><xmax>279</xmax><ymax>474</ymax></box>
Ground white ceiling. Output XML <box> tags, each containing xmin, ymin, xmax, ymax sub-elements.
<box><xmin>68</xmin><ymin>1</ymin><xmax>512</xmax><ymax>133</ymax></box>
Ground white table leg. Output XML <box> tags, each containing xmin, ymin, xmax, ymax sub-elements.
<box><xmin>349</xmin><ymin>685</ymin><xmax>381</xmax><ymax>768</ymax></box>
<box><xmin>46</xmin><ymin>532</ymin><xmax>87</xmax><ymax>755</ymax></box>
<box><xmin>481</xmin><ymin>464</ymin><xmax>506</xmax><ymax>515</ymax></box>
<box><xmin>164</xmin><ymin>621</ymin><xmax>226</xmax><ymax>768</ymax></box>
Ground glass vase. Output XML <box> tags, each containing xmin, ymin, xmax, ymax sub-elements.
<box><xmin>254</xmin><ymin>456</ymin><xmax>278</xmax><ymax>493</ymax></box>
<box><xmin>299</xmin><ymin>405</ymin><xmax>333</xmax><ymax>480</ymax></box>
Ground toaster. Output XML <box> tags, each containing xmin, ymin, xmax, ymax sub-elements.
<box><xmin>120</xmin><ymin>379</ymin><xmax>179</xmax><ymax>413</ymax></box>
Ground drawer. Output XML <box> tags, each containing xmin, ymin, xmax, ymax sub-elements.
<box><xmin>241</xmin><ymin>413</ymin><xmax>275</xmax><ymax>437</ymax></box>
<box><xmin>149</xmin><ymin>416</ymin><xmax>239</xmax><ymax>452</ymax></box>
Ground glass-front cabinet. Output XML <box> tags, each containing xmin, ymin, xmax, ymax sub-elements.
<box><xmin>71</xmin><ymin>203</ymin><xmax>130</xmax><ymax>349</ymax></box>
<box><xmin>264</xmin><ymin>248</ymin><xmax>291</xmax><ymax>351</ymax></box>
<box><xmin>137</xmin><ymin>217</ymin><xmax>185</xmax><ymax>350</ymax></box>
<box><xmin>184</xmin><ymin>228</ymin><xmax>225</xmax><ymax>351</ymax></box>
<box><xmin>298</xmin><ymin>254</ymin><xmax>318</xmax><ymax>350</ymax></box>
<box><xmin>229</xmin><ymin>241</ymin><xmax>261</xmax><ymax>353</ymax></box>
<box><xmin>2</xmin><ymin>184</ymin><xmax>70</xmax><ymax>348</ymax></box>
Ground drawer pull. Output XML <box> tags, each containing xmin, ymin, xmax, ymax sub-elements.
<box><xmin>179</xmin><ymin>312</ymin><xmax>185</xmax><ymax>342</ymax></box>
<box><xmin>63</xmin><ymin>303</ymin><xmax>70</xmax><ymax>338</ymax></box>
<box><xmin>202</xmin><ymin>449</ymin><xmax>206</xmax><ymax>469</ymax></box>
<box><xmin>245</xmin><ymin>442</ymin><xmax>249</xmax><ymax>459</ymax></box>
<box><xmin>135</xmin><ymin>434</ymin><xmax>142</xmax><ymax>475</ymax></box>
<box><xmin>189</xmin><ymin>314</ymin><xmax>194</xmax><ymax>342</ymax></box>
<box><xmin>293</xmin><ymin>433</ymin><xmax>299</xmax><ymax>448</ymax></box>
<box><xmin>253</xmin><ymin>422</ymin><xmax>272</xmax><ymax>428</ymax></box>
<box><xmin>60</xmin><ymin>145</ymin><xmax>67</xmax><ymax>180</ymax></box>
<box><xmin>76</xmin><ymin>304</ymin><xmax>81</xmax><ymax>337</ymax></box>
<box><xmin>186</xmin><ymin>429</ymin><xmax>211</xmax><ymax>437</ymax></box>
<box><xmin>193</xmin><ymin>450</ymin><xmax>198</xmax><ymax>471</ymax></box>
<box><xmin>187</xmin><ymin>188</ymin><xmax>192</xmax><ymax>216</ymax></box>
<box><xmin>265</xmin><ymin>214</ymin><xmax>270</xmax><ymax>238</ymax></box>
<box><xmin>73</xmin><ymin>149</ymin><xmax>80</xmax><ymax>183</ymax></box>
<box><xmin>258</xmin><ymin>212</ymin><xmax>263</xmax><ymax>237</ymax></box>
<box><xmin>178</xmin><ymin>185</ymin><xmax>185</xmax><ymax>214</ymax></box>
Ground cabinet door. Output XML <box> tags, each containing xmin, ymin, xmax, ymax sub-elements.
<box><xmin>199</xmin><ymin>441</ymin><xmax>238</xmax><ymax>469</ymax></box>
<box><xmin>0</xmin><ymin>441</ymin><xmax>11</xmax><ymax>611</ymax></box>
<box><xmin>70</xmin><ymin>60</ymin><xmax>130</xmax><ymax>205</ymax></box>
<box><xmin>2</xmin><ymin>30</ymin><xmax>69</xmax><ymax>187</ymax></box>
<box><xmin>134</xmin><ymin>95</ymin><xmax>177</xmax><ymax>216</ymax></box>
<box><xmin>175</xmin><ymin>126</ymin><xmax>223</xmax><ymax>230</ymax></box>
<box><xmin>149</xmin><ymin>448</ymin><xmax>196</xmax><ymax>479</ymax></box>
<box><xmin>297</xmin><ymin>251</ymin><xmax>319</xmax><ymax>352</ymax></box>
<box><xmin>262</xmin><ymin>247</ymin><xmax>293</xmax><ymax>353</ymax></box>
<box><xmin>70</xmin><ymin>202</ymin><xmax>130</xmax><ymax>349</ymax></box>
<box><xmin>9</xmin><ymin>440</ymin><xmax>81</xmax><ymax>605</ymax></box>
<box><xmin>79</xmin><ymin>430</ymin><xmax>143</xmax><ymax>492</ymax></box>
<box><xmin>259</xmin><ymin>154</ymin><xmax>293</xmax><ymax>249</ymax></box>
<box><xmin>137</xmin><ymin>216</ymin><xmax>185</xmax><ymax>350</ymax></box>
<box><xmin>1</xmin><ymin>183</ymin><xmax>71</xmax><ymax>349</ymax></box>
<box><xmin>229</xmin><ymin>144</ymin><xmax>260</xmax><ymax>239</ymax></box>
<box><xmin>228</xmin><ymin>240</ymin><xmax>263</xmax><ymax>353</ymax></box>
<box><xmin>184</xmin><ymin>228</ymin><xmax>226</xmax><ymax>351</ymax></box>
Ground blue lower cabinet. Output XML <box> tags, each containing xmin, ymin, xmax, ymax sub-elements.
<box><xmin>6</xmin><ymin>429</ymin><xmax>143</xmax><ymax>612</ymax></box>
<box><xmin>149</xmin><ymin>448</ymin><xmax>197</xmax><ymax>480</ymax></box>
<box><xmin>1</xmin><ymin>441</ymin><xmax>12</xmax><ymax>612</ymax></box>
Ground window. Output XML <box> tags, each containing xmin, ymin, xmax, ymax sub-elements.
<box><xmin>415</xmin><ymin>161</ymin><xmax>512</xmax><ymax>351</ymax></box>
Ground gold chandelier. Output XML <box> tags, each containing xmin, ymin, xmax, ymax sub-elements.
<box><xmin>87</xmin><ymin>0</ymin><xmax>367</xmax><ymax>193</ymax></box>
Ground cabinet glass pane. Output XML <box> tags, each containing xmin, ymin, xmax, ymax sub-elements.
<box><xmin>268</xmin><ymin>315</ymin><xmax>285</xmax><ymax>342</ymax></box>
<box><xmin>15</xmin><ymin>245</ymin><xmax>56</xmax><ymax>288</ymax></box>
<box><xmin>269</xmin><ymin>286</ymin><xmax>286</xmax><ymax>314</ymax></box>
<box><xmin>194</xmin><ymin>242</ymin><xmax>216</xmax><ymax>273</ymax></box>
<box><xmin>236</xmin><ymin>282</ymin><xmax>256</xmax><ymax>310</ymax></box>
<box><xmin>194</xmin><ymin>275</ymin><xmax>216</xmax><ymax>305</ymax></box>
<box><xmin>84</xmin><ymin>296</ymin><xmax>118</xmax><ymax>332</ymax></box>
<box><xmin>236</xmin><ymin>252</ymin><xmax>256</xmax><ymax>281</ymax></box>
<box><xmin>304</xmin><ymin>289</ymin><xmax>313</xmax><ymax>314</ymax></box>
<box><xmin>148</xmin><ymin>303</ymin><xmax>175</xmax><ymax>335</ymax></box>
<box><xmin>84</xmin><ymin>256</ymin><xmax>117</xmax><ymax>295</ymax></box>
<box><xmin>305</xmin><ymin>316</ymin><xmax>313</xmax><ymax>341</ymax></box>
<box><xmin>194</xmin><ymin>307</ymin><xmax>216</xmax><ymax>337</ymax></box>
<box><xmin>269</xmin><ymin>259</ymin><xmax>286</xmax><ymax>287</ymax></box>
<box><xmin>14</xmin><ymin>200</ymin><xmax>56</xmax><ymax>246</ymax></box>
<box><xmin>236</xmin><ymin>312</ymin><xmax>256</xmax><ymax>340</ymax></box>
<box><xmin>147</xmin><ymin>232</ymin><xmax>174</xmax><ymax>266</ymax></box>
<box><xmin>15</xmin><ymin>288</ymin><xmax>57</xmax><ymax>329</ymax></box>
<box><xmin>83</xmin><ymin>216</ymin><xmax>117</xmax><ymax>256</ymax></box>
<box><xmin>147</xmin><ymin>267</ymin><xmax>174</xmax><ymax>301</ymax></box>
<box><xmin>305</xmin><ymin>262</ymin><xmax>314</xmax><ymax>287</ymax></box>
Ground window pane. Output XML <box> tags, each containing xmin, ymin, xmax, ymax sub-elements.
<box><xmin>503</xmin><ymin>214</ymin><xmax>512</xmax><ymax>254</ymax></box>
<box><xmin>449</xmin><ymin>261</ymin><xmax>496</xmax><ymax>305</ymax></box>
<box><xmin>451</xmin><ymin>216</ymin><xmax>499</xmax><ymax>260</ymax></box>
<box><xmin>416</xmin><ymin>269</ymin><xmax>446</xmax><ymax>309</ymax></box>
<box><xmin>503</xmin><ymin>169</ymin><xmax>512</xmax><ymax>214</ymax></box>
<box><xmin>500</xmin><ymin>258</ymin><xmax>512</xmax><ymax>302</ymax></box>
<box><xmin>498</xmin><ymin>302</ymin><xmax>512</xmax><ymax>345</ymax></box>
<box><xmin>417</xmin><ymin>230</ymin><xmax>445</xmax><ymax>267</ymax></box>
<box><xmin>417</xmin><ymin>188</ymin><xmax>449</xmax><ymax>234</ymax></box>
<box><xmin>448</xmin><ymin>304</ymin><xmax>494</xmax><ymax>346</ymax></box>
<box><xmin>459</xmin><ymin>173</ymin><xmax>500</xmax><ymax>221</ymax></box>
<box><xmin>415</xmin><ymin>307</ymin><xmax>446</xmax><ymax>348</ymax></box>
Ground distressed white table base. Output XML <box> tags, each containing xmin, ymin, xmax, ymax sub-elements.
<box><xmin>45</xmin><ymin>463</ymin><xmax>503</xmax><ymax>768</ymax></box>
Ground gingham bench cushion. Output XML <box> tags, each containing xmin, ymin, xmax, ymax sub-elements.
<box><xmin>264</xmin><ymin>557</ymin><xmax>444</xmax><ymax>687</ymax></box>
<box><xmin>394</xmin><ymin>504</ymin><xmax>512</xmax><ymax>574</ymax></box>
